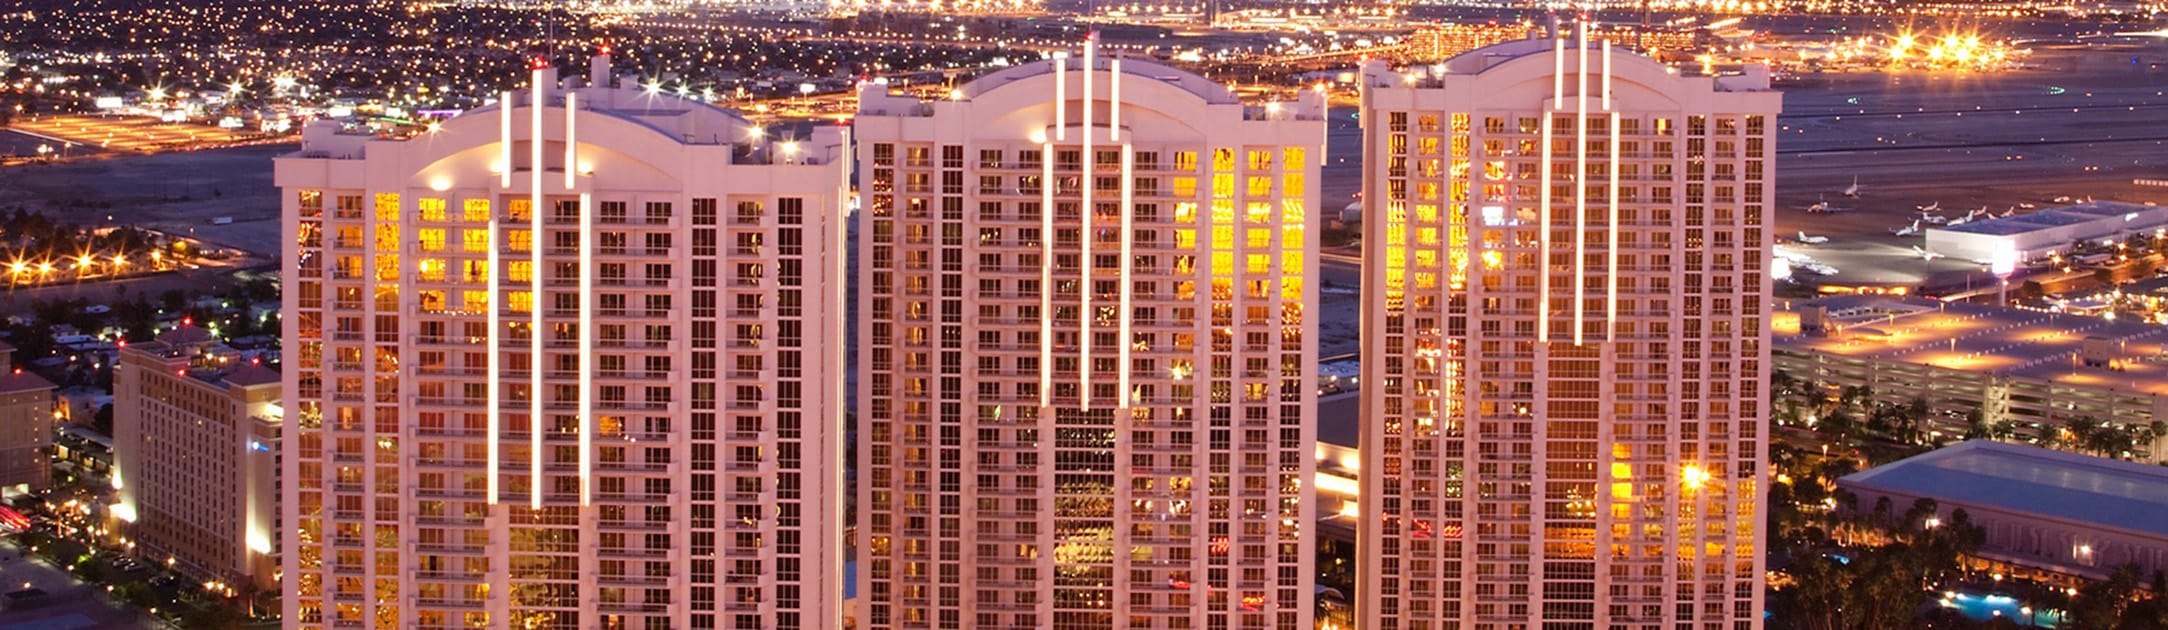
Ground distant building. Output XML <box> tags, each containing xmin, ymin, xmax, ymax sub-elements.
<box><xmin>1358</xmin><ymin>33</ymin><xmax>1778</xmax><ymax>629</ymax></box>
<box><xmin>0</xmin><ymin>342</ymin><xmax>55</xmax><ymax>494</ymax></box>
<box><xmin>112</xmin><ymin>325</ymin><xmax>281</xmax><ymax>591</ymax></box>
<box><xmin>1838</xmin><ymin>440</ymin><xmax>2168</xmax><ymax>582</ymax></box>
<box><xmin>1925</xmin><ymin>200</ymin><xmax>2168</xmax><ymax>265</ymax></box>
<box><xmin>1777</xmin><ymin>294</ymin><xmax>2168</xmax><ymax>463</ymax></box>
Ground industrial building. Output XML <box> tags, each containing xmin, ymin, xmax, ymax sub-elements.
<box><xmin>1838</xmin><ymin>440</ymin><xmax>2168</xmax><ymax>582</ymax></box>
<box><xmin>1357</xmin><ymin>31</ymin><xmax>1778</xmax><ymax>630</ymax></box>
<box><xmin>1776</xmin><ymin>294</ymin><xmax>2168</xmax><ymax>463</ymax></box>
<box><xmin>1924</xmin><ymin>200</ymin><xmax>2168</xmax><ymax>265</ymax></box>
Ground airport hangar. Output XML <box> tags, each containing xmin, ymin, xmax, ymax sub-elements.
<box><xmin>1926</xmin><ymin>200</ymin><xmax>2168</xmax><ymax>265</ymax></box>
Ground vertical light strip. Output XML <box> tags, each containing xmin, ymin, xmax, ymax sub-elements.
<box><xmin>1552</xmin><ymin>36</ymin><xmax>1565</xmax><ymax>106</ymax></box>
<box><xmin>1054</xmin><ymin>54</ymin><xmax>1068</xmax><ymax>142</ymax></box>
<box><xmin>1604</xmin><ymin>40</ymin><xmax>1618</xmax><ymax>342</ymax></box>
<box><xmin>500</xmin><ymin>91</ymin><xmax>514</xmax><ymax>188</ymax></box>
<box><xmin>1109</xmin><ymin>57</ymin><xmax>1122</xmax><ymax>143</ymax></box>
<box><xmin>1080</xmin><ymin>41</ymin><xmax>1095</xmax><ymax>410</ymax></box>
<box><xmin>1573</xmin><ymin>29</ymin><xmax>1588</xmax><ymax>347</ymax></box>
<box><xmin>577</xmin><ymin>192</ymin><xmax>593</xmax><ymax>506</ymax></box>
<box><xmin>1538</xmin><ymin>110</ymin><xmax>1553</xmax><ymax>343</ymax></box>
<box><xmin>564</xmin><ymin>93</ymin><xmax>578</xmax><ymax>190</ymax></box>
<box><xmin>1040</xmin><ymin>142</ymin><xmax>1055</xmax><ymax>408</ymax></box>
<box><xmin>1602</xmin><ymin>40</ymin><xmax>1614</xmax><ymax>112</ymax></box>
<box><xmin>529</xmin><ymin>67</ymin><xmax>546</xmax><ymax>510</ymax></box>
<box><xmin>1607</xmin><ymin>112</ymin><xmax>1620</xmax><ymax>342</ymax></box>
<box><xmin>1118</xmin><ymin>143</ymin><xmax>1133</xmax><ymax>409</ymax></box>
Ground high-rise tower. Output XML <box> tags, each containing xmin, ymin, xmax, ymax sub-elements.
<box><xmin>276</xmin><ymin>54</ymin><xmax>850</xmax><ymax>630</ymax></box>
<box><xmin>852</xmin><ymin>44</ymin><xmax>1324</xmax><ymax>629</ymax></box>
<box><xmin>1356</xmin><ymin>33</ymin><xmax>1778</xmax><ymax>630</ymax></box>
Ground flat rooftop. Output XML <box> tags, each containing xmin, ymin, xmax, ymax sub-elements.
<box><xmin>1775</xmin><ymin>294</ymin><xmax>2168</xmax><ymax>395</ymax></box>
<box><xmin>1937</xmin><ymin>200</ymin><xmax>2158</xmax><ymax>236</ymax></box>
<box><xmin>1839</xmin><ymin>440</ymin><xmax>2168</xmax><ymax>539</ymax></box>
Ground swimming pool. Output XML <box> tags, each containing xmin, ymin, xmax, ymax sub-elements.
<box><xmin>1940</xmin><ymin>590</ymin><xmax>2065</xmax><ymax>628</ymax></box>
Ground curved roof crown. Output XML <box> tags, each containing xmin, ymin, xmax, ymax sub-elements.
<box><xmin>959</xmin><ymin>56</ymin><xmax>1239</xmax><ymax>105</ymax></box>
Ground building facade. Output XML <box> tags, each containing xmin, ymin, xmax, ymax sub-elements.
<box><xmin>852</xmin><ymin>46</ymin><xmax>1323</xmax><ymax>629</ymax></box>
<box><xmin>112</xmin><ymin>326</ymin><xmax>282</xmax><ymax>590</ymax></box>
<box><xmin>275</xmin><ymin>54</ymin><xmax>849</xmax><ymax>630</ymax></box>
<box><xmin>1357</xmin><ymin>35</ymin><xmax>1778</xmax><ymax>629</ymax></box>
<box><xmin>0</xmin><ymin>342</ymin><xmax>54</xmax><ymax>494</ymax></box>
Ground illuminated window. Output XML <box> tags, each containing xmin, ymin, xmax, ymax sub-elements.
<box><xmin>463</xmin><ymin>199</ymin><xmax>490</xmax><ymax>222</ymax></box>
<box><xmin>419</xmin><ymin>198</ymin><xmax>447</xmax><ymax>222</ymax></box>
<box><xmin>418</xmin><ymin>229</ymin><xmax>446</xmax><ymax>252</ymax></box>
<box><xmin>506</xmin><ymin>291</ymin><xmax>532</xmax><ymax>313</ymax></box>
<box><xmin>462</xmin><ymin>229</ymin><xmax>489</xmax><ymax>253</ymax></box>
<box><xmin>374</xmin><ymin>193</ymin><xmax>401</xmax><ymax>221</ymax></box>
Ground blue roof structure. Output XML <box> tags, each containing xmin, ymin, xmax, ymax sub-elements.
<box><xmin>1839</xmin><ymin>441</ymin><xmax>2168</xmax><ymax>538</ymax></box>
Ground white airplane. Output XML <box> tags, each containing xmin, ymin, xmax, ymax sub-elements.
<box><xmin>1800</xmin><ymin>262</ymin><xmax>1839</xmax><ymax>276</ymax></box>
<box><xmin>1946</xmin><ymin>209</ymin><xmax>1986</xmax><ymax>227</ymax></box>
<box><xmin>1999</xmin><ymin>207</ymin><xmax>2017</xmax><ymax>218</ymax></box>
<box><xmin>2053</xmin><ymin>196</ymin><xmax>2073</xmax><ymax>204</ymax></box>
<box><xmin>1917</xmin><ymin>201</ymin><xmax>1942</xmax><ymax>213</ymax></box>
<box><xmin>1922</xmin><ymin>214</ymin><xmax>1950</xmax><ymax>225</ymax></box>
<box><xmin>1805</xmin><ymin>199</ymin><xmax>1854</xmax><ymax>213</ymax></box>
<box><xmin>2019</xmin><ymin>202</ymin><xmax>2038</xmax><ymax>209</ymax></box>
<box><xmin>1842</xmin><ymin>176</ymin><xmax>1861</xmax><ymax>197</ymax></box>
<box><xmin>1796</xmin><ymin>231</ymin><xmax>1830</xmax><ymax>244</ymax></box>
<box><xmin>1912</xmin><ymin>246</ymin><xmax>1944</xmax><ymax>261</ymax></box>
<box><xmin>1892</xmin><ymin>220</ymin><xmax>1923</xmax><ymax>236</ymax></box>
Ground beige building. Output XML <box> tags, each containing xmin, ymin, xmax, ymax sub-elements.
<box><xmin>112</xmin><ymin>325</ymin><xmax>282</xmax><ymax>590</ymax></box>
<box><xmin>852</xmin><ymin>42</ymin><xmax>1324</xmax><ymax>630</ymax></box>
<box><xmin>1357</xmin><ymin>33</ymin><xmax>1778</xmax><ymax>630</ymax></box>
<box><xmin>275</xmin><ymin>51</ymin><xmax>849</xmax><ymax>630</ymax></box>
<box><xmin>0</xmin><ymin>342</ymin><xmax>55</xmax><ymax>494</ymax></box>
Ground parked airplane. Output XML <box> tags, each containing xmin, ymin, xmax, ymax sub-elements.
<box><xmin>1917</xmin><ymin>201</ymin><xmax>1942</xmax><ymax>213</ymax></box>
<box><xmin>1805</xmin><ymin>199</ymin><xmax>1854</xmax><ymax>213</ymax></box>
<box><xmin>1842</xmin><ymin>176</ymin><xmax>1861</xmax><ymax>197</ymax></box>
<box><xmin>2019</xmin><ymin>202</ymin><xmax>2038</xmax><ymax>209</ymax></box>
<box><xmin>1796</xmin><ymin>231</ymin><xmax>1830</xmax><ymax>244</ymax></box>
<box><xmin>1912</xmin><ymin>246</ymin><xmax>1944</xmax><ymax>261</ymax></box>
<box><xmin>1922</xmin><ymin>214</ymin><xmax>1950</xmax><ymax>225</ymax></box>
<box><xmin>1892</xmin><ymin>220</ymin><xmax>1923</xmax><ymax>237</ymax></box>
<box><xmin>1946</xmin><ymin>209</ymin><xmax>1986</xmax><ymax>227</ymax></box>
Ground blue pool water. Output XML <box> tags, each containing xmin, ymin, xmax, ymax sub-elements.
<box><xmin>1941</xmin><ymin>591</ymin><xmax>2064</xmax><ymax>628</ymax></box>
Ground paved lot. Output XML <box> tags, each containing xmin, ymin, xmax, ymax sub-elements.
<box><xmin>0</xmin><ymin>540</ymin><xmax>151</xmax><ymax>630</ymax></box>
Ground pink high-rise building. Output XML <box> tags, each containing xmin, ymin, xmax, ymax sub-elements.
<box><xmin>852</xmin><ymin>43</ymin><xmax>1324</xmax><ymax>629</ymax></box>
<box><xmin>1356</xmin><ymin>34</ymin><xmax>1779</xmax><ymax>630</ymax></box>
<box><xmin>275</xmin><ymin>54</ymin><xmax>849</xmax><ymax>630</ymax></box>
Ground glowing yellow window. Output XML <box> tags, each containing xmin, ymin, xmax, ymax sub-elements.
<box><xmin>1246</xmin><ymin>203</ymin><xmax>1271</xmax><ymax>225</ymax></box>
<box><xmin>374</xmin><ymin>255</ymin><xmax>399</xmax><ymax>282</ymax></box>
<box><xmin>1211</xmin><ymin>226</ymin><xmax>1233</xmax><ymax>250</ymax></box>
<box><xmin>463</xmin><ymin>199</ymin><xmax>489</xmax><ymax>222</ymax></box>
<box><xmin>418</xmin><ymin>229</ymin><xmax>446</xmax><ymax>252</ymax></box>
<box><xmin>1173</xmin><ymin>178</ymin><xmax>1197</xmax><ymax>197</ymax></box>
<box><xmin>1174</xmin><ymin>151</ymin><xmax>1198</xmax><ymax>171</ymax></box>
<box><xmin>462</xmin><ymin>229</ymin><xmax>489</xmax><ymax>253</ymax></box>
<box><xmin>1212</xmin><ymin>148</ymin><xmax>1235</xmax><ymax>172</ymax></box>
<box><xmin>507</xmin><ymin>199</ymin><xmax>531</xmax><ymax>222</ymax></box>
<box><xmin>418</xmin><ymin>259</ymin><xmax>446</xmax><ymax>282</ymax></box>
<box><xmin>1282</xmin><ymin>200</ymin><xmax>1307</xmax><ymax>224</ymax></box>
<box><xmin>507</xmin><ymin>261</ymin><xmax>533</xmax><ymax>283</ymax></box>
<box><xmin>1246</xmin><ymin>229</ymin><xmax>1270</xmax><ymax>248</ymax></box>
<box><xmin>1245</xmin><ymin>254</ymin><xmax>1269</xmax><ymax>274</ymax></box>
<box><xmin>1281</xmin><ymin>252</ymin><xmax>1304</xmax><ymax>275</ymax></box>
<box><xmin>1211</xmin><ymin>201</ymin><xmax>1234</xmax><ymax>224</ymax></box>
<box><xmin>1174</xmin><ymin>229</ymin><xmax>1196</xmax><ymax>249</ymax></box>
<box><xmin>1174</xmin><ymin>202</ymin><xmax>1198</xmax><ymax>222</ymax></box>
<box><xmin>506</xmin><ymin>230</ymin><xmax>531</xmax><ymax>253</ymax></box>
<box><xmin>506</xmin><ymin>291</ymin><xmax>532</xmax><ymax>313</ymax></box>
<box><xmin>1247</xmin><ymin>150</ymin><xmax>1273</xmax><ymax>171</ymax></box>
<box><xmin>1282</xmin><ymin>174</ymin><xmax>1305</xmax><ymax>197</ymax></box>
<box><xmin>1281</xmin><ymin>147</ymin><xmax>1305</xmax><ymax>170</ymax></box>
<box><xmin>1246</xmin><ymin>177</ymin><xmax>1271</xmax><ymax>197</ymax></box>
<box><xmin>418</xmin><ymin>198</ymin><xmax>447</xmax><ymax>222</ymax></box>
<box><xmin>462</xmin><ymin>290</ymin><xmax>488</xmax><ymax>311</ymax></box>
<box><xmin>374</xmin><ymin>193</ymin><xmax>401</xmax><ymax>221</ymax></box>
<box><xmin>1281</xmin><ymin>278</ymin><xmax>1304</xmax><ymax>301</ymax></box>
<box><xmin>462</xmin><ymin>261</ymin><xmax>488</xmax><ymax>283</ymax></box>
<box><xmin>374</xmin><ymin>225</ymin><xmax>400</xmax><ymax>252</ymax></box>
<box><xmin>1212</xmin><ymin>175</ymin><xmax>1234</xmax><ymax>199</ymax></box>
